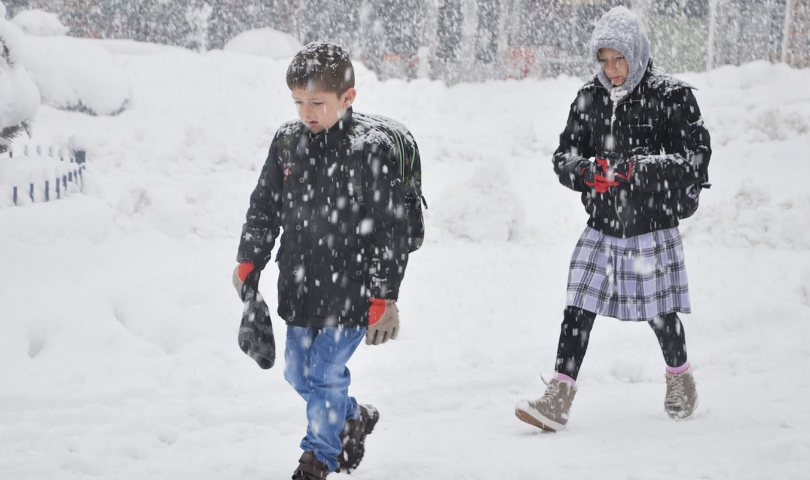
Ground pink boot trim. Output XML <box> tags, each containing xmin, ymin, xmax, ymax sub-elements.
<box><xmin>666</xmin><ymin>362</ymin><xmax>690</xmax><ymax>375</ymax></box>
<box><xmin>554</xmin><ymin>372</ymin><xmax>577</xmax><ymax>386</ymax></box>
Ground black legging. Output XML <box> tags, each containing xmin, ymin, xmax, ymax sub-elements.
<box><xmin>554</xmin><ymin>306</ymin><xmax>688</xmax><ymax>380</ymax></box>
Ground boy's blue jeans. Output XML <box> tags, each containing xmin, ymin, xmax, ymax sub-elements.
<box><xmin>284</xmin><ymin>325</ymin><xmax>365</xmax><ymax>471</ymax></box>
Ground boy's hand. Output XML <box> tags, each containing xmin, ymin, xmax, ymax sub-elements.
<box><xmin>366</xmin><ymin>299</ymin><xmax>399</xmax><ymax>346</ymax></box>
<box><xmin>232</xmin><ymin>262</ymin><xmax>255</xmax><ymax>300</ymax></box>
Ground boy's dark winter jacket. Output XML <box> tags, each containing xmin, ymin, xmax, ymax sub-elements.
<box><xmin>553</xmin><ymin>62</ymin><xmax>712</xmax><ymax>238</ymax></box>
<box><xmin>237</xmin><ymin>108</ymin><xmax>410</xmax><ymax>329</ymax></box>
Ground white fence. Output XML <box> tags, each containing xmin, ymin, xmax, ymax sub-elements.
<box><xmin>0</xmin><ymin>146</ymin><xmax>86</xmax><ymax>207</ymax></box>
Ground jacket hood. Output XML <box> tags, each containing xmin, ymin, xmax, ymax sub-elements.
<box><xmin>590</xmin><ymin>6</ymin><xmax>650</xmax><ymax>95</ymax></box>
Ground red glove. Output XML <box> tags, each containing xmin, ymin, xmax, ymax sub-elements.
<box><xmin>583</xmin><ymin>158</ymin><xmax>618</xmax><ymax>193</ymax></box>
<box><xmin>237</xmin><ymin>262</ymin><xmax>255</xmax><ymax>282</ymax></box>
<box><xmin>368</xmin><ymin>298</ymin><xmax>387</xmax><ymax>325</ymax></box>
<box><xmin>367</xmin><ymin>298</ymin><xmax>399</xmax><ymax>345</ymax></box>
<box><xmin>232</xmin><ymin>262</ymin><xmax>255</xmax><ymax>299</ymax></box>
<box><xmin>598</xmin><ymin>152</ymin><xmax>634</xmax><ymax>183</ymax></box>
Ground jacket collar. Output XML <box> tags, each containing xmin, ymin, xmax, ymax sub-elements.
<box><xmin>307</xmin><ymin>107</ymin><xmax>353</xmax><ymax>147</ymax></box>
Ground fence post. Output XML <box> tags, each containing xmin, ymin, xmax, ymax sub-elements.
<box><xmin>782</xmin><ymin>0</ymin><xmax>793</xmax><ymax>64</ymax></box>
<box><xmin>707</xmin><ymin>0</ymin><xmax>719</xmax><ymax>70</ymax></box>
<box><xmin>4</xmin><ymin>146</ymin><xmax>87</xmax><ymax>206</ymax></box>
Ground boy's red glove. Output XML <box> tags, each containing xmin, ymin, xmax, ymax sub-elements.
<box><xmin>232</xmin><ymin>262</ymin><xmax>255</xmax><ymax>300</ymax></box>
<box><xmin>366</xmin><ymin>298</ymin><xmax>399</xmax><ymax>346</ymax></box>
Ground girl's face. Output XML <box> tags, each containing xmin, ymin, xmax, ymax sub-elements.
<box><xmin>291</xmin><ymin>87</ymin><xmax>356</xmax><ymax>134</ymax></box>
<box><xmin>598</xmin><ymin>48</ymin><xmax>628</xmax><ymax>87</ymax></box>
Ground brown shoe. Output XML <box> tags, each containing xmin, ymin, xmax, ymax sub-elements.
<box><xmin>336</xmin><ymin>404</ymin><xmax>380</xmax><ymax>473</ymax></box>
<box><xmin>292</xmin><ymin>451</ymin><xmax>329</xmax><ymax>480</ymax></box>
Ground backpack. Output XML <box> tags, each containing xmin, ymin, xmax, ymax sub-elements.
<box><xmin>676</xmin><ymin>182</ymin><xmax>710</xmax><ymax>219</ymax></box>
<box><xmin>351</xmin><ymin>113</ymin><xmax>426</xmax><ymax>252</ymax></box>
<box><xmin>676</xmin><ymin>152</ymin><xmax>710</xmax><ymax>219</ymax></box>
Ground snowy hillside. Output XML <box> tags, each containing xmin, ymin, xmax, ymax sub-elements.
<box><xmin>1</xmin><ymin>33</ymin><xmax>809</xmax><ymax>480</ymax></box>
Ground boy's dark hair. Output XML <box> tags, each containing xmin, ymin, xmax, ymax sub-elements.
<box><xmin>286</xmin><ymin>42</ymin><xmax>355</xmax><ymax>95</ymax></box>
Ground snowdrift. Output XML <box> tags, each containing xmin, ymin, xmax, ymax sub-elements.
<box><xmin>1</xmin><ymin>33</ymin><xmax>809</xmax><ymax>480</ymax></box>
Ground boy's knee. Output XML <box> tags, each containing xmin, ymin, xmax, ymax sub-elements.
<box><xmin>284</xmin><ymin>363</ymin><xmax>309</xmax><ymax>393</ymax></box>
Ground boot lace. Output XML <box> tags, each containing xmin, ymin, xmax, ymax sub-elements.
<box><xmin>539</xmin><ymin>374</ymin><xmax>561</xmax><ymax>405</ymax></box>
<box><xmin>665</xmin><ymin>374</ymin><xmax>686</xmax><ymax>406</ymax></box>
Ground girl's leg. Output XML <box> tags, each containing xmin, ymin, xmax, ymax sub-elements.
<box><xmin>649</xmin><ymin>312</ymin><xmax>688</xmax><ymax>369</ymax></box>
<box><xmin>555</xmin><ymin>306</ymin><xmax>597</xmax><ymax>381</ymax></box>
<box><xmin>651</xmin><ymin>313</ymin><xmax>698</xmax><ymax>419</ymax></box>
<box><xmin>515</xmin><ymin>306</ymin><xmax>594</xmax><ymax>431</ymax></box>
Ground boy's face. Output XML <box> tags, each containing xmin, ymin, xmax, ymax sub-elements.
<box><xmin>291</xmin><ymin>87</ymin><xmax>356</xmax><ymax>134</ymax></box>
<box><xmin>598</xmin><ymin>48</ymin><xmax>628</xmax><ymax>87</ymax></box>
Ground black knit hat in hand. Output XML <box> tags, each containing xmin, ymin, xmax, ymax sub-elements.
<box><xmin>238</xmin><ymin>270</ymin><xmax>275</xmax><ymax>369</ymax></box>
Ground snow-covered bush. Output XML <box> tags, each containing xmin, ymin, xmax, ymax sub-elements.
<box><xmin>10</xmin><ymin>9</ymin><xmax>69</xmax><ymax>36</ymax></box>
<box><xmin>0</xmin><ymin>8</ymin><xmax>40</xmax><ymax>153</ymax></box>
<box><xmin>223</xmin><ymin>28</ymin><xmax>303</xmax><ymax>59</ymax></box>
<box><xmin>18</xmin><ymin>35</ymin><xmax>131</xmax><ymax>116</ymax></box>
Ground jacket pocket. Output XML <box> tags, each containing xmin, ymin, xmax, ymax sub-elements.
<box><xmin>338</xmin><ymin>251</ymin><xmax>368</xmax><ymax>282</ymax></box>
<box><xmin>627</xmin><ymin>124</ymin><xmax>655</xmax><ymax>152</ymax></box>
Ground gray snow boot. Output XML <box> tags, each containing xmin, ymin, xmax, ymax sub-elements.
<box><xmin>664</xmin><ymin>368</ymin><xmax>698</xmax><ymax>420</ymax></box>
<box><xmin>515</xmin><ymin>377</ymin><xmax>577</xmax><ymax>432</ymax></box>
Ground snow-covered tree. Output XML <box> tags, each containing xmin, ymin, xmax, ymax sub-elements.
<box><xmin>0</xmin><ymin>3</ymin><xmax>40</xmax><ymax>153</ymax></box>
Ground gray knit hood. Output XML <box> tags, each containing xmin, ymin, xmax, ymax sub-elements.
<box><xmin>590</xmin><ymin>6</ymin><xmax>650</xmax><ymax>95</ymax></box>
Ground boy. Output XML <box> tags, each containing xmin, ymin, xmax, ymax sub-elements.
<box><xmin>233</xmin><ymin>42</ymin><xmax>418</xmax><ymax>479</ymax></box>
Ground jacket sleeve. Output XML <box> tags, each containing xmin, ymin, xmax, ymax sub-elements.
<box><xmin>553</xmin><ymin>91</ymin><xmax>594</xmax><ymax>192</ymax></box>
<box><xmin>236</xmin><ymin>133</ymin><xmax>284</xmax><ymax>270</ymax></box>
<box><xmin>631</xmin><ymin>87</ymin><xmax>712</xmax><ymax>192</ymax></box>
<box><xmin>362</xmin><ymin>139</ymin><xmax>410</xmax><ymax>300</ymax></box>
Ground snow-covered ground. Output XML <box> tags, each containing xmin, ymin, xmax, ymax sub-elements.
<box><xmin>2</xmin><ymin>33</ymin><xmax>810</xmax><ymax>480</ymax></box>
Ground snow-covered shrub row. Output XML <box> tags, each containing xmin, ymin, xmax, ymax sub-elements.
<box><xmin>19</xmin><ymin>35</ymin><xmax>131</xmax><ymax>116</ymax></box>
<box><xmin>222</xmin><ymin>28</ymin><xmax>303</xmax><ymax>59</ymax></box>
<box><xmin>5</xmin><ymin>9</ymin><xmax>131</xmax><ymax>116</ymax></box>
<box><xmin>10</xmin><ymin>8</ymin><xmax>67</xmax><ymax>36</ymax></box>
<box><xmin>0</xmin><ymin>8</ymin><xmax>39</xmax><ymax>150</ymax></box>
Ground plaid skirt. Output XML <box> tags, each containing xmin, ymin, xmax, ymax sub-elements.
<box><xmin>566</xmin><ymin>226</ymin><xmax>691</xmax><ymax>322</ymax></box>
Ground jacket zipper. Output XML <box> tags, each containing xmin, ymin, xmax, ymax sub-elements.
<box><xmin>614</xmin><ymin>189</ymin><xmax>626</xmax><ymax>237</ymax></box>
<box><xmin>611</xmin><ymin>101</ymin><xmax>618</xmax><ymax>137</ymax></box>
<box><xmin>607</xmin><ymin>85</ymin><xmax>644</xmax><ymax>237</ymax></box>
<box><xmin>610</xmin><ymin>95</ymin><xmax>625</xmax><ymax>236</ymax></box>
